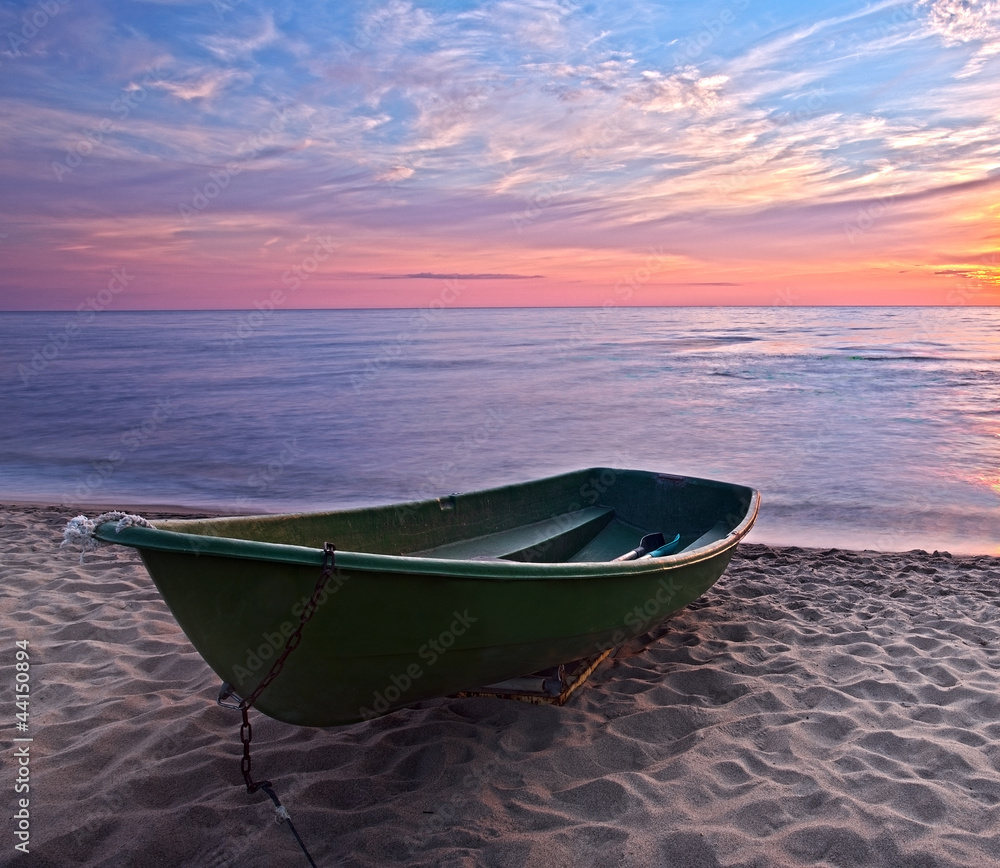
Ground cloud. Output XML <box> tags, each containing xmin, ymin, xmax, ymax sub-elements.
<box><xmin>921</xmin><ymin>0</ymin><xmax>1000</xmax><ymax>76</ymax></box>
<box><xmin>154</xmin><ymin>68</ymin><xmax>251</xmax><ymax>101</ymax></box>
<box><xmin>200</xmin><ymin>13</ymin><xmax>281</xmax><ymax>62</ymax></box>
<box><xmin>628</xmin><ymin>69</ymin><xmax>730</xmax><ymax>114</ymax></box>
<box><xmin>477</xmin><ymin>0</ymin><xmax>578</xmax><ymax>52</ymax></box>
<box><xmin>354</xmin><ymin>1</ymin><xmax>436</xmax><ymax>49</ymax></box>
<box><xmin>376</xmin><ymin>165</ymin><xmax>415</xmax><ymax>183</ymax></box>
<box><xmin>923</xmin><ymin>0</ymin><xmax>1000</xmax><ymax>43</ymax></box>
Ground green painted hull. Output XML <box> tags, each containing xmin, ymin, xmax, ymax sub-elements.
<box><xmin>94</xmin><ymin>468</ymin><xmax>759</xmax><ymax>727</ymax></box>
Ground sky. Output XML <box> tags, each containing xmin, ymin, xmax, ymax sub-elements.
<box><xmin>1</xmin><ymin>0</ymin><xmax>998</xmax><ymax>309</ymax></box>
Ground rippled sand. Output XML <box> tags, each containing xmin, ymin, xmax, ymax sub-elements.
<box><xmin>4</xmin><ymin>504</ymin><xmax>1000</xmax><ymax>867</ymax></box>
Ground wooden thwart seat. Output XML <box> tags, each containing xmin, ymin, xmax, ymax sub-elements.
<box><xmin>412</xmin><ymin>506</ymin><xmax>615</xmax><ymax>563</ymax></box>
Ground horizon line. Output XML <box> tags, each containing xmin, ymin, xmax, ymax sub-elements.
<box><xmin>2</xmin><ymin>304</ymin><xmax>1000</xmax><ymax>313</ymax></box>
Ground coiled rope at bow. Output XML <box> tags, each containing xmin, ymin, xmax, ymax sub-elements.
<box><xmin>218</xmin><ymin>542</ymin><xmax>338</xmax><ymax>868</ymax></box>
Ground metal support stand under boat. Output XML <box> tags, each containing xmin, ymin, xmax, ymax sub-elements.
<box><xmin>455</xmin><ymin>648</ymin><xmax>616</xmax><ymax>706</ymax></box>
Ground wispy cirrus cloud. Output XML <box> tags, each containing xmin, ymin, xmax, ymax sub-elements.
<box><xmin>200</xmin><ymin>12</ymin><xmax>281</xmax><ymax>63</ymax></box>
<box><xmin>154</xmin><ymin>68</ymin><xmax>252</xmax><ymax>102</ymax></box>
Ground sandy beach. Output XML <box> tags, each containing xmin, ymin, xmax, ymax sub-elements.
<box><xmin>4</xmin><ymin>503</ymin><xmax>1000</xmax><ymax>867</ymax></box>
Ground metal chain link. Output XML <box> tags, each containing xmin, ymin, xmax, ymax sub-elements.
<box><xmin>238</xmin><ymin>542</ymin><xmax>337</xmax><ymax>794</ymax></box>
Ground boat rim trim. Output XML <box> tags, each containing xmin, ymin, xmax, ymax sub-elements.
<box><xmin>93</xmin><ymin>489</ymin><xmax>760</xmax><ymax>580</ymax></box>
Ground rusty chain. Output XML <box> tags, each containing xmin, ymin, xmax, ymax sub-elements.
<box><xmin>236</xmin><ymin>541</ymin><xmax>337</xmax><ymax>794</ymax></box>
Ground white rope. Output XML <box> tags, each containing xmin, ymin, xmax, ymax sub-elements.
<box><xmin>62</xmin><ymin>511</ymin><xmax>153</xmax><ymax>562</ymax></box>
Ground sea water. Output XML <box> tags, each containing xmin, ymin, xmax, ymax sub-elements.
<box><xmin>2</xmin><ymin>307</ymin><xmax>998</xmax><ymax>554</ymax></box>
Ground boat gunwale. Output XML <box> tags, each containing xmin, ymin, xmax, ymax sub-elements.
<box><xmin>93</xmin><ymin>489</ymin><xmax>760</xmax><ymax>580</ymax></box>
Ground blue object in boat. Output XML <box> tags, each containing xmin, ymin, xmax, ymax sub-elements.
<box><xmin>645</xmin><ymin>533</ymin><xmax>681</xmax><ymax>558</ymax></box>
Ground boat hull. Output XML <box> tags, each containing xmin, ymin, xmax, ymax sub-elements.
<box><xmin>95</xmin><ymin>468</ymin><xmax>759</xmax><ymax>726</ymax></box>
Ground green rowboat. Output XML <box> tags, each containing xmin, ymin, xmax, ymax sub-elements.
<box><xmin>85</xmin><ymin>467</ymin><xmax>758</xmax><ymax>727</ymax></box>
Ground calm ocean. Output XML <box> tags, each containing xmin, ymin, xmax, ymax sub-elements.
<box><xmin>2</xmin><ymin>307</ymin><xmax>998</xmax><ymax>554</ymax></box>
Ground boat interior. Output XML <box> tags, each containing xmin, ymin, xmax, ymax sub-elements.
<box><xmin>410</xmin><ymin>507</ymin><xmax>731</xmax><ymax>563</ymax></box>
<box><xmin>154</xmin><ymin>469</ymin><xmax>753</xmax><ymax>565</ymax></box>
